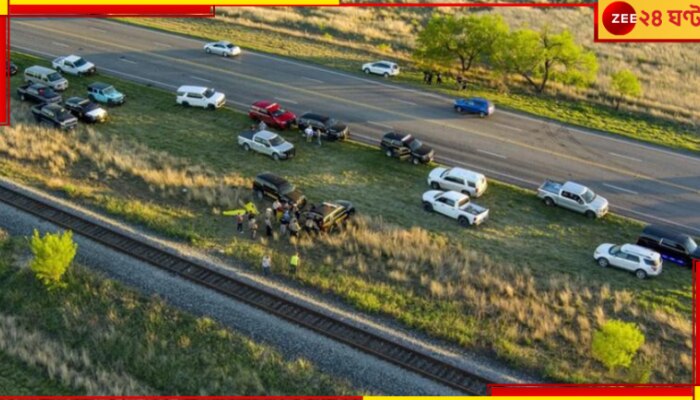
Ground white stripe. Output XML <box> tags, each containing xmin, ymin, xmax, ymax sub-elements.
<box><xmin>154</xmin><ymin>41</ymin><xmax>172</xmax><ymax>48</ymax></box>
<box><xmin>613</xmin><ymin>205</ymin><xmax>700</xmax><ymax>234</ymax></box>
<box><xmin>190</xmin><ymin>75</ymin><xmax>211</xmax><ymax>83</ymax></box>
<box><xmin>394</xmin><ymin>99</ymin><xmax>417</xmax><ymax>106</ymax></box>
<box><xmin>226</xmin><ymin>100</ymin><xmax>250</xmax><ymax>109</ymax></box>
<box><xmin>602</xmin><ymin>183</ymin><xmax>638</xmax><ymax>195</ymax></box>
<box><xmin>274</xmin><ymin>97</ymin><xmax>298</xmax><ymax>105</ymax></box>
<box><xmin>98</xmin><ymin>66</ymin><xmax>177</xmax><ymax>89</ymax></box>
<box><xmin>90</xmin><ymin>27</ymin><xmax>107</xmax><ymax>33</ymax></box>
<box><xmin>226</xmin><ymin>58</ymin><xmax>242</xmax><ymax>64</ymax></box>
<box><xmin>52</xmin><ymin>42</ymin><xmax>69</xmax><ymax>48</ymax></box>
<box><xmin>476</xmin><ymin>149</ymin><xmax>508</xmax><ymax>159</ymax></box>
<box><xmin>301</xmin><ymin>77</ymin><xmax>323</xmax><ymax>84</ymax></box>
<box><xmin>366</xmin><ymin>120</ymin><xmax>393</xmax><ymax>130</ymax></box>
<box><xmin>492</xmin><ymin>121</ymin><xmax>524</xmax><ymax>132</ymax></box>
<box><xmin>119</xmin><ymin>58</ymin><xmax>137</xmax><ymax>64</ymax></box>
<box><xmin>608</xmin><ymin>152</ymin><xmax>642</xmax><ymax>162</ymax></box>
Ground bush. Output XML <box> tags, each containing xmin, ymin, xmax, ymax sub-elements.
<box><xmin>29</xmin><ymin>229</ymin><xmax>78</xmax><ymax>290</ymax></box>
<box><xmin>591</xmin><ymin>320</ymin><xmax>645</xmax><ymax>370</ymax></box>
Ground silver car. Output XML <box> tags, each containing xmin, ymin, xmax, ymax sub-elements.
<box><xmin>203</xmin><ymin>41</ymin><xmax>241</xmax><ymax>57</ymax></box>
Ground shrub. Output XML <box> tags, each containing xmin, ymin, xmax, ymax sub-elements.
<box><xmin>591</xmin><ymin>319</ymin><xmax>645</xmax><ymax>370</ymax></box>
<box><xmin>29</xmin><ymin>230</ymin><xmax>78</xmax><ymax>290</ymax></box>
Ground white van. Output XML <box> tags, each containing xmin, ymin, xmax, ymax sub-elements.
<box><xmin>176</xmin><ymin>85</ymin><xmax>226</xmax><ymax>109</ymax></box>
<box><xmin>24</xmin><ymin>65</ymin><xmax>69</xmax><ymax>91</ymax></box>
<box><xmin>427</xmin><ymin>167</ymin><xmax>488</xmax><ymax>197</ymax></box>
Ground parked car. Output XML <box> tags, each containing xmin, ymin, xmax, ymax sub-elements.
<box><xmin>427</xmin><ymin>167</ymin><xmax>487</xmax><ymax>198</ymax></box>
<box><xmin>64</xmin><ymin>96</ymin><xmax>107</xmax><ymax>123</ymax></box>
<box><xmin>636</xmin><ymin>225</ymin><xmax>700</xmax><ymax>267</ymax></box>
<box><xmin>537</xmin><ymin>180</ymin><xmax>608</xmax><ymax>219</ymax></box>
<box><xmin>52</xmin><ymin>55</ymin><xmax>96</xmax><ymax>76</ymax></box>
<box><xmin>593</xmin><ymin>243</ymin><xmax>663</xmax><ymax>279</ymax></box>
<box><xmin>31</xmin><ymin>103</ymin><xmax>78</xmax><ymax>130</ymax></box>
<box><xmin>362</xmin><ymin>61</ymin><xmax>400</xmax><ymax>77</ymax></box>
<box><xmin>252</xmin><ymin>173</ymin><xmax>307</xmax><ymax>209</ymax></box>
<box><xmin>203</xmin><ymin>41</ymin><xmax>241</xmax><ymax>57</ymax></box>
<box><xmin>300</xmin><ymin>201</ymin><xmax>355</xmax><ymax>233</ymax></box>
<box><xmin>380</xmin><ymin>132</ymin><xmax>434</xmax><ymax>165</ymax></box>
<box><xmin>7</xmin><ymin>61</ymin><xmax>17</xmax><ymax>76</ymax></box>
<box><xmin>297</xmin><ymin>112</ymin><xmax>349</xmax><ymax>141</ymax></box>
<box><xmin>454</xmin><ymin>97</ymin><xmax>495</xmax><ymax>117</ymax></box>
<box><xmin>17</xmin><ymin>83</ymin><xmax>62</xmax><ymax>104</ymax></box>
<box><xmin>176</xmin><ymin>85</ymin><xmax>225</xmax><ymax>109</ymax></box>
<box><xmin>238</xmin><ymin>129</ymin><xmax>295</xmax><ymax>161</ymax></box>
<box><xmin>422</xmin><ymin>190</ymin><xmax>489</xmax><ymax>227</ymax></box>
<box><xmin>248</xmin><ymin>100</ymin><xmax>296</xmax><ymax>130</ymax></box>
<box><xmin>24</xmin><ymin>65</ymin><xmax>68</xmax><ymax>91</ymax></box>
<box><xmin>87</xmin><ymin>82</ymin><xmax>125</xmax><ymax>105</ymax></box>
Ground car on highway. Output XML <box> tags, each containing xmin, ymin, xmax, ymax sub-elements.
<box><xmin>593</xmin><ymin>243</ymin><xmax>663</xmax><ymax>279</ymax></box>
<box><xmin>537</xmin><ymin>180</ymin><xmax>608</xmax><ymax>219</ymax></box>
<box><xmin>380</xmin><ymin>132</ymin><xmax>434</xmax><ymax>165</ymax></box>
<box><xmin>454</xmin><ymin>97</ymin><xmax>495</xmax><ymax>118</ymax></box>
<box><xmin>87</xmin><ymin>82</ymin><xmax>125</xmax><ymax>105</ymax></box>
<box><xmin>362</xmin><ymin>61</ymin><xmax>400</xmax><ymax>77</ymax></box>
<box><xmin>7</xmin><ymin>61</ymin><xmax>17</xmax><ymax>76</ymax></box>
<box><xmin>427</xmin><ymin>167</ymin><xmax>487</xmax><ymax>197</ymax></box>
<box><xmin>422</xmin><ymin>190</ymin><xmax>489</xmax><ymax>227</ymax></box>
<box><xmin>248</xmin><ymin>100</ymin><xmax>296</xmax><ymax>130</ymax></box>
<box><xmin>176</xmin><ymin>85</ymin><xmax>226</xmax><ymax>110</ymax></box>
<box><xmin>252</xmin><ymin>172</ymin><xmax>307</xmax><ymax>209</ymax></box>
<box><xmin>52</xmin><ymin>55</ymin><xmax>96</xmax><ymax>76</ymax></box>
<box><xmin>64</xmin><ymin>96</ymin><xmax>107</xmax><ymax>123</ymax></box>
<box><xmin>238</xmin><ymin>129</ymin><xmax>295</xmax><ymax>161</ymax></box>
<box><xmin>300</xmin><ymin>201</ymin><xmax>355</xmax><ymax>233</ymax></box>
<box><xmin>203</xmin><ymin>41</ymin><xmax>241</xmax><ymax>57</ymax></box>
<box><xmin>17</xmin><ymin>83</ymin><xmax>62</xmax><ymax>104</ymax></box>
<box><xmin>24</xmin><ymin>65</ymin><xmax>69</xmax><ymax>91</ymax></box>
<box><xmin>636</xmin><ymin>225</ymin><xmax>700</xmax><ymax>267</ymax></box>
<box><xmin>31</xmin><ymin>103</ymin><xmax>78</xmax><ymax>130</ymax></box>
<box><xmin>297</xmin><ymin>112</ymin><xmax>349</xmax><ymax>141</ymax></box>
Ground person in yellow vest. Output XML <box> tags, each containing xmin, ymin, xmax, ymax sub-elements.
<box><xmin>289</xmin><ymin>251</ymin><xmax>300</xmax><ymax>275</ymax></box>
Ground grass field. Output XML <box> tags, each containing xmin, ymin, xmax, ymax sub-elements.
<box><xmin>119</xmin><ymin>13</ymin><xmax>700</xmax><ymax>153</ymax></box>
<box><xmin>2</xmin><ymin>52</ymin><xmax>692</xmax><ymax>383</ymax></box>
<box><xmin>0</xmin><ymin>230</ymin><xmax>353</xmax><ymax>395</ymax></box>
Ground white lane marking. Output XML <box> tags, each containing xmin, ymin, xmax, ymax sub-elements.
<box><xmin>98</xmin><ymin>66</ymin><xmax>178</xmax><ymax>89</ymax></box>
<box><xmin>476</xmin><ymin>149</ymin><xmax>508</xmax><ymax>159</ymax></box>
<box><xmin>602</xmin><ymin>183</ymin><xmax>639</xmax><ymax>195</ymax></box>
<box><xmin>301</xmin><ymin>77</ymin><xmax>323</xmax><ymax>84</ymax></box>
<box><xmin>154</xmin><ymin>41</ymin><xmax>173</xmax><ymax>48</ymax></box>
<box><xmin>52</xmin><ymin>42</ymin><xmax>69</xmax><ymax>48</ymax></box>
<box><xmin>492</xmin><ymin>121</ymin><xmax>524</xmax><ymax>132</ymax></box>
<box><xmin>90</xmin><ymin>27</ymin><xmax>107</xmax><ymax>33</ymax></box>
<box><xmin>119</xmin><ymin>58</ymin><xmax>137</xmax><ymax>64</ymax></box>
<box><xmin>608</xmin><ymin>152</ymin><xmax>642</xmax><ymax>162</ymax></box>
<box><xmin>12</xmin><ymin>45</ymin><xmax>56</xmax><ymax>59</ymax></box>
<box><xmin>366</xmin><ymin>120</ymin><xmax>393</xmax><ymax>130</ymax></box>
<box><xmin>226</xmin><ymin>58</ymin><xmax>242</xmax><ymax>64</ymax></box>
<box><xmin>274</xmin><ymin>97</ymin><xmax>298</xmax><ymax>105</ymax></box>
<box><xmin>227</xmin><ymin>100</ymin><xmax>250</xmax><ymax>109</ymax></box>
<box><xmin>190</xmin><ymin>75</ymin><xmax>211</xmax><ymax>83</ymax></box>
<box><xmin>393</xmin><ymin>98</ymin><xmax>417</xmax><ymax>106</ymax></box>
<box><xmin>613</xmin><ymin>205</ymin><xmax>700</xmax><ymax>234</ymax></box>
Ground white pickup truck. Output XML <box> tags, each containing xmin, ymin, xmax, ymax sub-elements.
<box><xmin>422</xmin><ymin>190</ymin><xmax>489</xmax><ymax>227</ymax></box>
<box><xmin>537</xmin><ymin>180</ymin><xmax>609</xmax><ymax>219</ymax></box>
<box><xmin>238</xmin><ymin>130</ymin><xmax>295</xmax><ymax>161</ymax></box>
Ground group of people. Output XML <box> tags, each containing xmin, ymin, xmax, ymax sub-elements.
<box><xmin>261</xmin><ymin>251</ymin><xmax>300</xmax><ymax>276</ymax></box>
<box><xmin>303</xmin><ymin>125</ymin><xmax>323</xmax><ymax>146</ymax></box>
<box><xmin>422</xmin><ymin>70</ymin><xmax>443</xmax><ymax>85</ymax></box>
<box><xmin>235</xmin><ymin>199</ymin><xmax>306</xmax><ymax>240</ymax></box>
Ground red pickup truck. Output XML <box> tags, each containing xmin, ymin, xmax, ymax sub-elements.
<box><xmin>248</xmin><ymin>100</ymin><xmax>297</xmax><ymax>130</ymax></box>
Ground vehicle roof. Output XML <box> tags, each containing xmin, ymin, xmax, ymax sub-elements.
<box><xmin>300</xmin><ymin>112</ymin><xmax>329</xmax><ymax>122</ymax></box>
<box><xmin>440</xmin><ymin>190</ymin><xmax>470</xmax><ymax>202</ymax></box>
<box><xmin>26</xmin><ymin>65</ymin><xmax>57</xmax><ymax>73</ymax></box>
<box><xmin>641</xmin><ymin>225</ymin><xmax>693</xmax><ymax>242</ymax></box>
<box><xmin>252</xmin><ymin>100</ymin><xmax>278</xmax><ymax>109</ymax></box>
<box><xmin>446</xmin><ymin>167</ymin><xmax>485</xmax><ymax>180</ymax></box>
<box><xmin>620</xmin><ymin>244</ymin><xmax>660</xmax><ymax>259</ymax></box>
<box><xmin>256</xmin><ymin>172</ymin><xmax>289</xmax><ymax>187</ymax></box>
<box><xmin>88</xmin><ymin>82</ymin><xmax>112</xmax><ymax>89</ymax></box>
<box><xmin>215</xmin><ymin>41</ymin><xmax>232</xmax><ymax>45</ymax></box>
<box><xmin>561</xmin><ymin>181</ymin><xmax>588</xmax><ymax>195</ymax></box>
<box><xmin>373</xmin><ymin>60</ymin><xmax>397</xmax><ymax>65</ymax></box>
<box><xmin>383</xmin><ymin>131</ymin><xmax>409</xmax><ymax>141</ymax></box>
<box><xmin>28</xmin><ymin>83</ymin><xmax>50</xmax><ymax>89</ymax></box>
<box><xmin>177</xmin><ymin>85</ymin><xmax>210</xmax><ymax>93</ymax></box>
<box><xmin>42</xmin><ymin>104</ymin><xmax>66</xmax><ymax>112</ymax></box>
<box><xmin>255</xmin><ymin>130</ymin><xmax>280</xmax><ymax>140</ymax></box>
<box><xmin>66</xmin><ymin>96</ymin><xmax>88</xmax><ymax>103</ymax></box>
<box><xmin>63</xmin><ymin>55</ymin><xmax>84</xmax><ymax>62</ymax></box>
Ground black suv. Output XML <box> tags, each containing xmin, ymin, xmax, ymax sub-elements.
<box><xmin>301</xmin><ymin>201</ymin><xmax>355</xmax><ymax>233</ymax></box>
<box><xmin>252</xmin><ymin>172</ymin><xmax>307</xmax><ymax>209</ymax></box>
<box><xmin>380</xmin><ymin>132</ymin><xmax>434</xmax><ymax>165</ymax></box>
<box><xmin>636</xmin><ymin>225</ymin><xmax>699</xmax><ymax>267</ymax></box>
<box><xmin>297</xmin><ymin>112</ymin><xmax>349</xmax><ymax>141</ymax></box>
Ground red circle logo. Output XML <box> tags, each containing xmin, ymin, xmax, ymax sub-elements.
<box><xmin>602</xmin><ymin>1</ymin><xmax>637</xmax><ymax>35</ymax></box>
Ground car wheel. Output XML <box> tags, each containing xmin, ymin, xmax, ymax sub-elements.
<box><xmin>479</xmin><ymin>112</ymin><xmax>486</xmax><ymax>118</ymax></box>
<box><xmin>363</xmin><ymin>68</ymin><xmax>370</xmax><ymax>74</ymax></box>
<box><xmin>255</xmin><ymin>189</ymin><xmax>264</xmax><ymax>201</ymax></box>
<box><xmin>182</xmin><ymin>101</ymin><xmax>189</xmax><ymax>107</ymax></box>
<box><xmin>56</xmin><ymin>67</ymin><xmax>62</xmax><ymax>73</ymax></box>
<box><xmin>585</xmin><ymin>210</ymin><xmax>596</xmax><ymax>219</ymax></box>
<box><xmin>543</xmin><ymin>197</ymin><xmax>554</xmax><ymax>207</ymax></box>
<box><xmin>272</xmin><ymin>153</ymin><xmax>280</xmax><ymax>161</ymax></box>
<box><xmin>19</xmin><ymin>94</ymin><xmax>25</xmax><ymax>101</ymax></box>
<box><xmin>430</xmin><ymin>182</ymin><xmax>440</xmax><ymax>190</ymax></box>
<box><xmin>206</xmin><ymin>48</ymin><xmax>211</xmax><ymax>54</ymax></box>
<box><xmin>412</xmin><ymin>157</ymin><xmax>420</xmax><ymax>165</ymax></box>
<box><xmin>456</xmin><ymin>106</ymin><xmax>463</xmax><ymax>113</ymax></box>
<box><xmin>243</xmin><ymin>143</ymin><xmax>250</xmax><ymax>152</ymax></box>
<box><xmin>207</xmin><ymin>104</ymin><xmax>215</xmax><ymax>110</ymax></box>
<box><xmin>422</xmin><ymin>202</ymin><xmax>433</xmax><ymax>212</ymax></box>
<box><xmin>88</xmin><ymin>94</ymin><xmax>96</xmax><ymax>102</ymax></box>
<box><xmin>107</xmin><ymin>99</ymin><xmax>113</xmax><ymax>106</ymax></box>
<box><xmin>596</xmin><ymin>258</ymin><xmax>609</xmax><ymax>268</ymax></box>
<box><xmin>458</xmin><ymin>216</ymin><xmax>470</xmax><ymax>227</ymax></box>
<box><xmin>385</xmin><ymin>149</ymin><xmax>393</xmax><ymax>158</ymax></box>
<box><xmin>383</xmin><ymin>72</ymin><xmax>389</xmax><ymax>78</ymax></box>
<box><xmin>635</xmin><ymin>269</ymin><xmax>647</xmax><ymax>279</ymax></box>
<box><xmin>224</xmin><ymin>52</ymin><xmax>229</xmax><ymax>57</ymax></box>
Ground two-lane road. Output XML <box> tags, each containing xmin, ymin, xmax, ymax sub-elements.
<box><xmin>10</xmin><ymin>18</ymin><xmax>700</xmax><ymax>233</ymax></box>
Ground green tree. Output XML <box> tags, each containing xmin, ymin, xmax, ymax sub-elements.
<box><xmin>29</xmin><ymin>229</ymin><xmax>77</xmax><ymax>290</ymax></box>
<box><xmin>591</xmin><ymin>320</ymin><xmax>645</xmax><ymax>370</ymax></box>
<box><xmin>414</xmin><ymin>14</ymin><xmax>508</xmax><ymax>74</ymax></box>
<box><xmin>610</xmin><ymin>69</ymin><xmax>642</xmax><ymax>111</ymax></box>
<box><xmin>494</xmin><ymin>27</ymin><xmax>598</xmax><ymax>93</ymax></box>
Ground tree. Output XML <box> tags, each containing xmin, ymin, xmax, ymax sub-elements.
<box><xmin>29</xmin><ymin>229</ymin><xmax>77</xmax><ymax>290</ymax></box>
<box><xmin>414</xmin><ymin>14</ymin><xmax>508</xmax><ymax>74</ymax></box>
<box><xmin>610</xmin><ymin>69</ymin><xmax>642</xmax><ymax>111</ymax></box>
<box><xmin>591</xmin><ymin>320</ymin><xmax>645</xmax><ymax>370</ymax></box>
<box><xmin>494</xmin><ymin>27</ymin><xmax>598</xmax><ymax>93</ymax></box>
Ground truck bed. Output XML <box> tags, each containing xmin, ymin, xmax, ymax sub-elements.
<box><xmin>538</xmin><ymin>180</ymin><xmax>563</xmax><ymax>195</ymax></box>
<box><xmin>238</xmin><ymin>130</ymin><xmax>256</xmax><ymax>141</ymax></box>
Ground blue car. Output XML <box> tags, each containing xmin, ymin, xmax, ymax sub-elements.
<box><xmin>87</xmin><ymin>82</ymin><xmax>126</xmax><ymax>105</ymax></box>
<box><xmin>454</xmin><ymin>97</ymin><xmax>494</xmax><ymax>118</ymax></box>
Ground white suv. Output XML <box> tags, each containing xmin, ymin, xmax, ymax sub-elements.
<box><xmin>428</xmin><ymin>167</ymin><xmax>487</xmax><ymax>197</ymax></box>
<box><xmin>176</xmin><ymin>86</ymin><xmax>226</xmax><ymax>110</ymax></box>
<box><xmin>362</xmin><ymin>61</ymin><xmax>399</xmax><ymax>77</ymax></box>
<box><xmin>593</xmin><ymin>243</ymin><xmax>663</xmax><ymax>279</ymax></box>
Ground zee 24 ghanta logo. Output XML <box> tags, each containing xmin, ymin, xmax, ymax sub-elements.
<box><xmin>601</xmin><ymin>1</ymin><xmax>700</xmax><ymax>36</ymax></box>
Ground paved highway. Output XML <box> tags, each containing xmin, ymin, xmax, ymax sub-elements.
<box><xmin>10</xmin><ymin>18</ymin><xmax>700</xmax><ymax>233</ymax></box>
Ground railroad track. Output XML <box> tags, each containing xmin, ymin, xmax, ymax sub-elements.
<box><xmin>0</xmin><ymin>183</ymin><xmax>493</xmax><ymax>394</ymax></box>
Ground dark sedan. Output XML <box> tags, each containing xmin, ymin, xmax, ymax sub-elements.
<box><xmin>297</xmin><ymin>112</ymin><xmax>350</xmax><ymax>141</ymax></box>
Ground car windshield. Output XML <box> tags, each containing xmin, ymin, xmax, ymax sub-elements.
<box><xmin>609</xmin><ymin>245</ymin><xmax>621</xmax><ymax>255</ymax></box>
<box><xmin>56</xmin><ymin>109</ymin><xmax>71</xmax><ymax>119</ymax></box>
<box><xmin>47</xmin><ymin>73</ymin><xmax>62</xmax><ymax>82</ymax></box>
<box><xmin>687</xmin><ymin>238</ymin><xmax>698</xmax><ymax>252</ymax></box>
<box><xmin>73</xmin><ymin>58</ymin><xmax>87</xmax><ymax>67</ymax></box>
<box><xmin>204</xmin><ymin>88</ymin><xmax>216</xmax><ymax>98</ymax></box>
<box><xmin>278</xmin><ymin>182</ymin><xmax>295</xmax><ymax>195</ymax></box>
<box><xmin>271</xmin><ymin>108</ymin><xmax>286</xmax><ymax>117</ymax></box>
<box><xmin>581</xmin><ymin>189</ymin><xmax>596</xmax><ymax>203</ymax></box>
<box><xmin>269</xmin><ymin>136</ymin><xmax>284</xmax><ymax>146</ymax></box>
<box><xmin>326</xmin><ymin>118</ymin><xmax>338</xmax><ymax>127</ymax></box>
<box><xmin>225</xmin><ymin>43</ymin><xmax>234</xmax><ymax>48</ymax></box>
<box><xmin>42</xmin><ymin>88</ymin><xmax>57</xmax><ymax>97</ymax></box>
<box><xmin>407</xmin><ymin>138</ymin><xmax>423</xmax><ymax>151</ymax></box>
